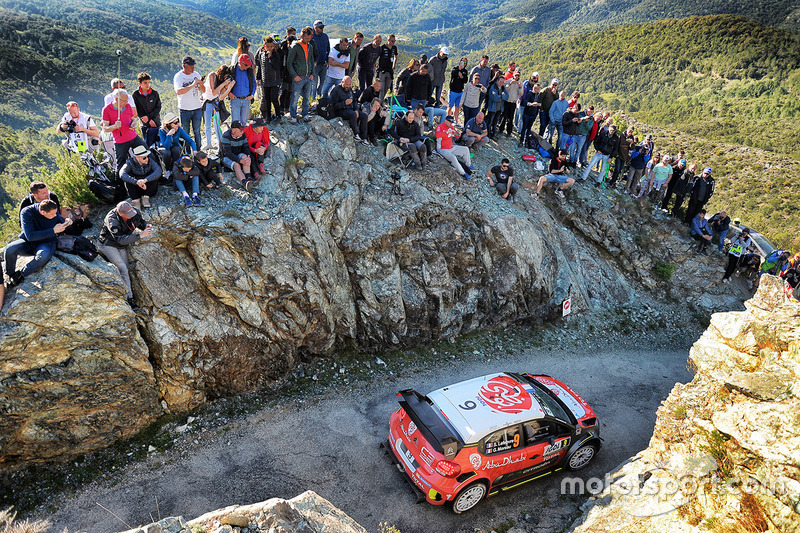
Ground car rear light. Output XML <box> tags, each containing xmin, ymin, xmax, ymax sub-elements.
<box><xmin>581</xmin><ymin>417</ymin><xmax>597</xmax><ymax>428</ymax></box>
<box><xmin>434</xmin><ymin>459</ymin><xmax>462</xmax><ymax>478</ymax></box>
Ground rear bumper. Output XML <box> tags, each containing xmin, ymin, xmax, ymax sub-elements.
<box><xmin>381</xmin><ymin>438</ymin><xmax>446</xmax><ymax>506</ymax></box>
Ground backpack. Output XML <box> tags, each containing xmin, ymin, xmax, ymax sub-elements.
<box><xmin>89</xmin><ymin>178</ymin><xmax>122</xmax><ymax>203</ymax></box>
<box><xmin>57</xmin><ymin>235</ymin><xmax>99</xmax><ymax>262</ymax></box>
<box><xmin>316</xmin><ymin>97</ymin><xmax>335</xmax><ymax>120</ymax></box>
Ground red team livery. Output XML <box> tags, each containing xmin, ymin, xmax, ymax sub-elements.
<box><xmin>384</xmin><ymin>372</ymin><xmax>601</xmax><ymax>513</ymax></box>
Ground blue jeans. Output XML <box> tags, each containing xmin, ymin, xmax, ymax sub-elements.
<box><xmin>4</xmin><ymin>239</ymin><xmax>56</xmax><ymax>278</ymax></box>
<box><xmin>713</xmin><ymin>229</ymin><xmax>728</xmax><ymax>251</ymax></box>
<box><xmin>583</xmin><ymin>152</ymin><xmax>610</xmax><ymax>182</ymax></box>
<box><xmin>175</xmin><ymin>175</ymin><xmax>199</xmax><ymax>196</ymax></box>
<box><xmin>463</xmin><ymin>105</ymin><xmax>479</xmax><ymax>125</ymax></box>
<box><xmin>320</xmin><ymin>75</ymin><xmax>342</xmax><ymax>99</ymax></box>
<box><xmin>580</xmin><ymin>138</ymin><xmax>591</xmax><ymax>166</ymax></box>
<box><xmin>230</xmin><ymin>97</ymin><xmax>251</xmax><ymax>125</ymax></box>
<box><xmin>546</xmin><ymin>121</ymin><xmax>563</xmax><ymax>147</ymax></box>
<box><xmin>520</xmin><ymin>114</ymin><xmax>536</xmax><ymax>146</ymax></box>
<box><xmin>313</xmin><ymin>64</ymin><xmax>328</xmax><ymax>98</ymax></box>
<box><xmin>290</xmin><ymin>77</ymin><xmax>313</xmax><ymax>118</ymax></box>
<box><xmin>179</xmin><ymin>108</ymin><xmax>202</xmax><ymax>150</ymax></box>
<box><xmin>425</xmin><ymin>106</ymin><xmax>447</xmax><ymax>127</ymax></box>
<box><xmin>538</xmin><ymin>110</ymin><xmax>549</xmax><ymax>136</ymax></box>
<box><xmin>203</xmin><ymin>102</ymin><xmax>219</xmax><ymax>149</ymax></box>
<box><xmin>410</xmin><ymin>98</ymin><xmax>427</xmax><ymax>110</ymax></box>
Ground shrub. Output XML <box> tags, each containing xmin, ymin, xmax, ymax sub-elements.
<box><xmin>653</xmin><ymin>260</ymin><xmax>677</xmax><ymax>281</ymax></box>
<box><xmin>42</xmin><ymin>152</ymin><xmax>98</xmax><ymax>207</ymax></box>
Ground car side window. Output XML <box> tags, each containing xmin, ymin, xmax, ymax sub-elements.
<box><xmin>523</xmin><ymin>421</ymin><xmax>553</xmax><ymax>445</ymax></box>
<box><xmin>482</xmin><ymin>425</ymin><xmax>522</xmax><ymax>455</ymax></box>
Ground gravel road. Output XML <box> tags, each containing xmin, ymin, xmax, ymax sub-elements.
<box><xmin>37</xmin><ymin>322</ymin><xmax>695</xmax><ymax>533</ymax></box>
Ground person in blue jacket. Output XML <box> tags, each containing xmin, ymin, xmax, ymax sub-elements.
<box><xmin>158</xmin><ymin>112</ymin><xmax>197</xmax><ymax>174</ymax></box>
<box><xmin>690</xmin><ymin>208</ymin><xmax>713</xmax><ymax>255</ymax></box>
<box><xmin>3</xmin><ymin>199</ymin><xmax>71</xmax><ymax>287</ymax></box>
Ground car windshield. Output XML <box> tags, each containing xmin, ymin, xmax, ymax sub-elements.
<box><xmin>752</xmin><ymin>234</ymin><xmax>774</xmax><ymax>256</ymax></box>
<box><xmin>526</xmin><ymin>381</ymin><xmax>572</xmax><ymax>423</ymax></box>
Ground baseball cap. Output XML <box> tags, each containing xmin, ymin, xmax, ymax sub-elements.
<box><xmin>182</xmin><ymin>55</ymin><xmax>196</xmax><ymax>66</ymax></box>
<box><xmin>314</xmin><ymin>20</ymin><xmax>324</xmax><ymax>28</ymax></box>
<box><xmin>679</xmin><ymin>158</ymin><xmax>687</xmax><ymax>165</ymax></box>
<box><xmin>551</xmin><ymin>78</ymin><xmax>559</xmax><ymax>85</ymax></box>
<box><xmin>532</xmin><ymin>71</ymin><xmax>539</xmax><ymax>78</ymax></box>
<box><xmin>132</xmin><ymin>145</ymin><xmax>151</xmax><ymax>157</ymax></box>
<box><xmin>445</xmin><ymin>115</ymin><xmax>454</xmax><ymax>122</ymax></box>
<box><xmin>252</xmin><ymin>117</ymin><xmax>267</xmax><ymax>127</ymax></box>
<box><xmin>230</xmin><ymin>120</ymin><xmax>244</xmax><ymax>130</ymax></box>
<box><xmin>238</xmin><ymin>55</ymin><xmax>252</xmax><ymax>67</ymax></box>
<box><xmin>703</xmin><ymin>167</ymin><xmax>712</xmax><ymax>175</ymax></box>
<box><xmin>440</xmin><ymin>46</ymin><xmax>449</xmax><ymax>55</ymax></box>
<box><xmin>117</xmin><ymin>201</ymin><xmax>138</xmax><ymax>218</ymax></box>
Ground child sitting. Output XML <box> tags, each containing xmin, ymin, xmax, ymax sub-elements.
<box><xmin>172</xmin><ymin>156</ymin><xmax>202</xmax><ymax>207</ymax></box>
<box><xmin>194</xmin><ymin>151</ymin><xmax>223</xmax><ymax>189</ymax></box>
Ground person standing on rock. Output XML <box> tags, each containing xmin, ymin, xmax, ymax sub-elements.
<box><xmin>684</xmin><ymin>167</ymin><xmax>715</xmax><ymax>223</ymax></box>
<box><xmin>98</xmin><ymin>201</ymin><xmax>152</xmax><ymax>311</ymax></box>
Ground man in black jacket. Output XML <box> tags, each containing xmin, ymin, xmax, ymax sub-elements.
<box><xmin>406</xmin><ymin>64</ymin><xmax>432</xmax><ymax>110</ymax></box>
<box><xmin>561</xmin><ymin>103</ymin><xmax>581</xmax><ymax>163</ymax></box>
<box><xmin>389</xmin><ymin>111</ymin><xmax>426</xmax><ymax>169</ymax></box>
<box><xmin>331</xmin><ymin>76</ymin><xmax>367</xmax><ymax>142</ymax></box>
<box><xmin>120</xmin><ymin>145</ymin><xmax>162</xmax><ymax>209</ymax></box>
<box><xmin>582</xmin><ymin>124</ymin><xmax>619</xmax><ymax>186</ymax></box>
<box><xmin>684</xmin><ymin>167</ymin><xmax>715</xmax><ymax>223</ymax></box>
<box><xmin>279</xmin><ymin>27</ymin><xmax>297</xmax><ymax>115</ymax></box>
<box><xmin>132</xmin><ymin>72</ymin><xmax>161</xmax><ymax>147</ymax></box>
<box><xmin>255</xmin><ymin>37</ymin><xmax>283</xmax><ymax>123</ymax></box>
<box><xmin>670</xmin><ymin>163</ymin><xmax>696</xmax><ymax>217</ymax></box>
<box><xmin>709</xmin><ymin>210</ymin><xmax>731</xmax><ymax>253</ymax></box>
<box><xmin>97</xmin><ymin>201</ymin><xmax>152</xmax><ymax>310</ymax></box>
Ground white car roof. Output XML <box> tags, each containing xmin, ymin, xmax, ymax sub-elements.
<box><xmin>426</xmin><ymin>372</ymin><xmax>546</xmax><ymax>444</ymax></box>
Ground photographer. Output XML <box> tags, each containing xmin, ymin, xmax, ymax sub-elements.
<box><xmin>690</xmin><ymin>208</ymin><xmax>713</xmax><ymax>255</ymax></box>
<box><xmin>57</xmin><ymin>101</ymin><xmax>100</xmax><ymax>153</ymax></box>
<box><xmin>98</xmin><ymin>200</ymin><xmax>153</xmax><ymax>311</ymax></box>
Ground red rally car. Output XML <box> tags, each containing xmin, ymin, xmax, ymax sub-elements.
<box><xmin>384</xmin><ymin>372</ymin><xmax>601</xmax><ymax>513</ymax></box>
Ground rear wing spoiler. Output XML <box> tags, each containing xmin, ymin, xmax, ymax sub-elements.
<box><xmin>397</xmin><ymin>389</ymin><xmax>462</xmax><ymax>459</ymax></box>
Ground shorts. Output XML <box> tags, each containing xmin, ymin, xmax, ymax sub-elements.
<box><xmin>545</xmin><ymin>173</ymin><xmax>569</xmax><ymax>184</ymax></box>
<box><xmin>448</xmin><ymin>91</ymin><xmax>463</xmax><ymax>107</ymax></box>
<box><xmin>222</xmin><ymin>154</ymin><xmax>248</xmax><ymax>170</ymax></box>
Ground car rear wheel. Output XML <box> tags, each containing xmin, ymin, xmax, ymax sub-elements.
<box><xmin>567</xmin><ymin>443</ymin><xmax>597</xmax><ymax>470</ymax></box>
<box><xmin>451</xmin><ymin>482</ymin><xmax>488</xmax><ymax>514</ymax></box>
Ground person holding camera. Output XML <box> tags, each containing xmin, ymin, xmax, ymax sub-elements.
<box><xmin>57</xmin><ymin>101</ymin><xmax>100</xmax><ymax>153</ymax></box>
<box><xmin>98</xmin><ymin>201</ymin><xmax>153</xmax><ymax>311</ymax></box>
<box><xmin>690</xmin><ymin>208</ymin><xmax>713</xmax><ymax>255</ymax></box>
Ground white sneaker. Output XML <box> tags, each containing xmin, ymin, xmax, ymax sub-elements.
<box><xmin>289</xmin><ymin>117</ymin><xmax>298</xmax><ymax>124</ymax></box>
<box><xmin>355</xmin><ymin>134</ymin><xmax>363</xmax><ymax>141</ymax></box>
<box><xmin>555</xmin><ymin>189</ymin><xmax>565</xmax><ymax>199</ymax></box>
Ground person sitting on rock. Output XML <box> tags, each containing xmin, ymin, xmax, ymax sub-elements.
<box><xmin>463</xmin><ymin>112</ymin><xmax>489</xmax><ymax>152</ymax></box>
<box><xmin>172</xmin><ymin>156</ymin><xmax>202</xmax><ymax>207</ymax></box>
<box><xmin>221</xmin><ymin>120</ymin><xmax>255</xmax><ymax>191</ymax></box>
<box><xmin>120</xmin><ymin>145</ymin><xmax>162</xmax><ymax>210</ymax></box>
<box><xmin>389</xmin><ymin>110</ymin><xmax>426</xmax><ymax>169</ymax></box>
<box><xmin>486</xmin><ymin>158</ymin><xmax>518</xmax><ymax>202</ymax></box>
<box><xmin>435</xmin><ymin>115</ymin><xmax>472</xmax><ymax>178</ymax></box>
<box><xmin>18</xmin><ymin>181</ymin><xmax>90</xmax><ymax>236</ymax></box>
<box><xmin>690</xmin><ymin>208</ymin><xmax>713</xmax><ymax>255</ymax></box>
<box><xmin>244</xmin><ymin>117</ymin><xmax>271</xmax><ymax>174</ymax></box>
<box><xmin>97</xmin><ymin>201</ymin><xmax>153</xmax><ymax>311</ymax></box>
<box><xmin>363</xmin><ymin>98</ymin><xmax>391</xmax><ymax>144</ymax></box>
<box><xmin>533</xmin><ymin>149</ymin><xmax>574</xmax><ymax>200</ymax></box>
<box><xmin>3</xmin><ymin>199</ymin><xmax>71</xmax><ymax>288</ymax></box>
<box><xmin>331</xmin><ymin>76</ymin><xmax>368</xmax><ymax>144</ymax></box>
<box><xmin>194</xmin><ymin>151</ymin><xmax>223</xmax><ymax>189</ymax></box>
<box><xmin>158</xmin><ymin>112</ymin><xmax>197</xmax><ymax>175</ymax></box>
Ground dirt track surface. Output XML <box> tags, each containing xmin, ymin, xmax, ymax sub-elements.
<box><xmin>36</xmin><ymin>325</ymin><xmax>694</xmax><ymax>533</ymax></box>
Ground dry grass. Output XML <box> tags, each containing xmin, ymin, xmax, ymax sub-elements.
<box><xmin>715</xmin><ymin>493</ymin><xmax>770</xmax><ymax>533</ymax></box>
<box><xmin>0</xmin><ymin>508</ymin><xmax>50</xmax><ymax>533</ymax></box>
<box><xmin>677</xmin><ymin>497</ymin><xmax>705</xmax><ymax>526</ymax></box>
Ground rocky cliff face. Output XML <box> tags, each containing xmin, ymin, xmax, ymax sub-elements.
<box><xmin>570</xmin><ymin>275</ymin><xmax>800</xmax><ymax>533</ymax></box>
<box><xmin>0</xmin><ymin>117</ymin><xmax>746</xmax><ymax>467</ymax></box>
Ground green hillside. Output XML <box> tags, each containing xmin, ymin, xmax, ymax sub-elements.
<box><xmin>486</xmin><ymin>15</ymin><xmax>800</xmax><ymax>249</ymax></box>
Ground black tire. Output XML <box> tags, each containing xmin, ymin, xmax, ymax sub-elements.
<box><xmin>566</xmin><ymin>443</ymin><xmax>598</xmax><ymax>471</ymax></box>
<box><xmin>451</xmin><ymin>481</ymin><xmax>488</xmax><ymax>514</ymax></box>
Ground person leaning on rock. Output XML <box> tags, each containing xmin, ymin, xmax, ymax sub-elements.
<box><xmin>3</xmin><ymin>199</ymin><xmax>71</xmax><ymax>288</ymax></box>
<box><xmin>98</xmin><ymin>201</ymin><xmax>152</xmax><ymax>311</ymax></box>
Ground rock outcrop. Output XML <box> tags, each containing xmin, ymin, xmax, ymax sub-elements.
<box><xmin>569</xmin><ymin>275</ymin><xmax>800</xmax><ymax>533</ymax></box>
<box><xmin>116</xmin><ymin>490</ymin><xmax>367</xmax><ymax>533</ymax></box>
<box><xmin>0</xmin><ymin>117</ymin><xmax>749</xmax><ymax>466</ymax></box>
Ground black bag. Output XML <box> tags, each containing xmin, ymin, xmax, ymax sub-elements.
<box><xmin>316</xmin><ymin>97</ymin><xmax>335</xmax><ymax>120</ymax></box>
<box><xmin>56</xmin><ymin>235</ymin><xmax>98</xmax><ymax>262</ymax></box>
<box><xmin>89</xmin><ymin>178</ymin><xmax>122</xmax><ymax>203</ymax></box>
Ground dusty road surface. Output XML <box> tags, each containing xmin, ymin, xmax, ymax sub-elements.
<box><xmin>36</xmin><ymin>329</ymin><xmax>694</xmax><ymax>533</ymax></box>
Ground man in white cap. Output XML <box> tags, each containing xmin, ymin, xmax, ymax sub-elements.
<box><xmin>119</xmin><ymin>145</ymin><xmax>162</xmax><ymax>209</ymax></box>
<box><xmin>98</xmin><ymin>201</ymin><xmax>153</xmax><ymax>311</ymax></box>
<box><xmin>428</xmin><ymin>47</ymin><xmax>449</xmax><ymax>105</ymax></box>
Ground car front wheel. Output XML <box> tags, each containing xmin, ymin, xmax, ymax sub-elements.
<box><xmin>567</xmin><ymin>443</ymin><xmax>597</xmax><ymax>470</ymax></box>
<box><xmin>451</xmin><ymin>482</ymin><xmax>488</xmax><ymax>514</ymax></box>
